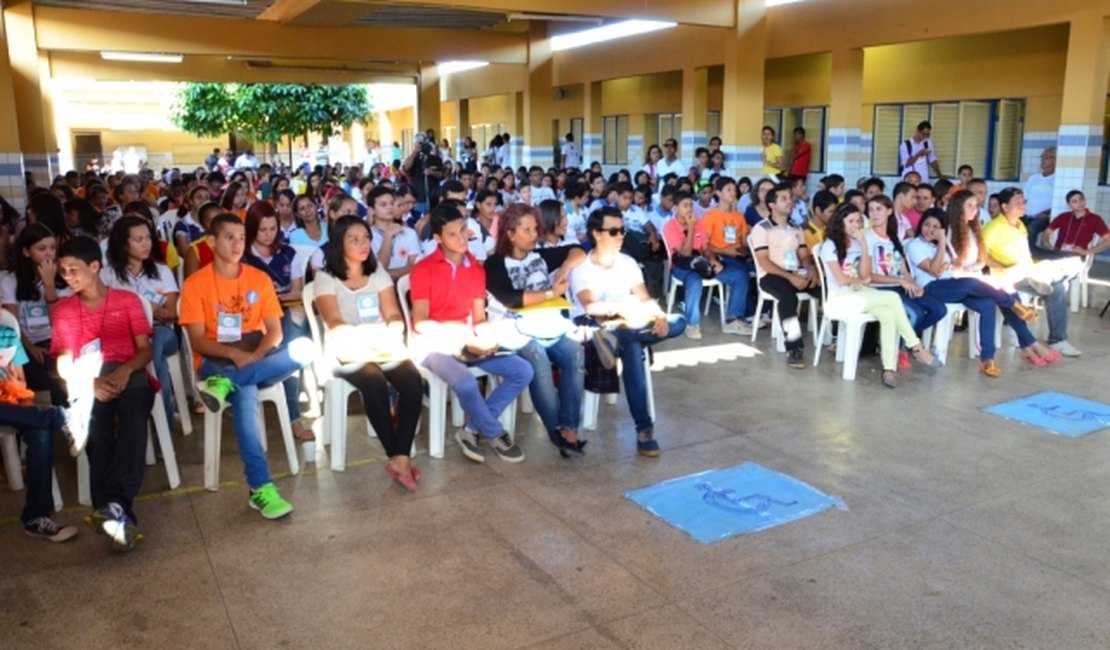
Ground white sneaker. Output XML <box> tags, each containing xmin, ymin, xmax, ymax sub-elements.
<box><xmin>684</xmin><ymin>325</ymin><xmax>702</xmax><ymax>340</ymax></box>
<box><xmin>1050</xmin><ymin>340</ymin><xmax>1082</xmax><ymax>357</ymax></box>
<box><xmin>722</xmin><ymin>319</ymin><xmax>752</xmax><ymax>336</ymax></box>
<box><xmin>757</xmin><ymin>313</ymin><xmax>773</xmax><ymax>329</ymax></box>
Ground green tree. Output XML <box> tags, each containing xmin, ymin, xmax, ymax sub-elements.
<box><xmin>171</xmin><ymin>82</ymin><xmax>372</xmax><ymax>146</ymax></box>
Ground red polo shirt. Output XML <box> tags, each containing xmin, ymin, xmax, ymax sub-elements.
<box><xmin>1047</xmin><ymin>211</ymin><xmax>1108</xmax><ymax>250</ymax></box>
<box><xmin>50</xmin><ymin>288</ymin><xmax>151</xmax><ymax>363</ymax></box>
<box><xmin>410</xmin><ymin>246</ymin><xmax>485</xmax><ymax>322</ymax></box>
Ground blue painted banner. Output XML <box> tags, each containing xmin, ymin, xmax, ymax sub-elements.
<box><xmin>984</xmin><ymin>391</ymin><xmax>1110</xmax><ymax>438</ymax></box>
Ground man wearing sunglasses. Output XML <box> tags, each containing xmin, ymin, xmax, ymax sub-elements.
<box><xmin>569</xmin><ymin>207</ymin><xmax>686</xmax><ymax>457</ymax></box>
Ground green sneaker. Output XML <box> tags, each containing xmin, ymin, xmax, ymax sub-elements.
<box><xmin>249</xmin><ymin>483</ymin><xmax>293</xmax><ymax>520</ymax></box>
<box><xmin>198</xmin><ymin>376</ymin><xmax>233</xmax><ymax>412</ymax></box>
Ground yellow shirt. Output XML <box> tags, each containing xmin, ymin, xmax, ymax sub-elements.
<box><xmin>762</xmin><ymin>143</ymin><xmax>784</xmax><ymax>176</ymax></box>
<box><xmin>803</xmin><ymin>219</ymin><xmax>825</xmax><ymax>253</ymax></box>
<box><xmin>981</xmin><ymin>215</ymin><xmax>1031</xmax><ymax>267</ymax></box>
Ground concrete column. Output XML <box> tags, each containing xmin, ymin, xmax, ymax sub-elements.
<box><xmin>680</xmin><ymin>67</ymin><xmax>708</xmax><ymax>157</ymax></box>
<box><xmin>417</xmin><ymin>65</ymin><xmax>442</xmax><ymax>141</ymax></box>
<box><xmin>826</xmin><ymin>47</ymin><xmax>865</xmax><ymax>183</ymax></box>
<box><xmin>583</xmin><ymin>81</ymin><xmax>603</xmax><ymax>167</ymax></box>
<box><xmin>523</xmin><ymin>22</ymin><xmax>554</xmax><ymax>168</ymax></box>
<box><xmin>0</xmin><ymin>5</ymin><xmax>26</xmax><ymax>211</ymax></box>
<box><xmin>4</xmin><ymin>0</ymin><xmax>54</xmax><ymax>186</ymax></box>
<box><xmin>511</xmin><ymin>91</ymin><xmax>524</xmax><ymax>168</ymax></box>
<box><xmin>1052</xmin><ymin>14</ymin><xmax>1110</xmax><ymax>214</ymax></box>
<box><xmin>720</xmin><ymin>0</ymin><xmax>767</xmax><ymax>178</ymax></box>
<box><xmin>456</xmin><ymin>98</ymin><xmax>470</xmax><ymax>155</ymax></box>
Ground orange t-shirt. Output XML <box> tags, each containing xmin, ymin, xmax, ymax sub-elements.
<box><xmin>179</xmin><ymin>263</ymin><xmax>282</xmax><ymax>368</ymax></box>
<box><xmin>702</xmin><ymin>207</ymin><xmax>750</xmax><ymax>251</ymax></box>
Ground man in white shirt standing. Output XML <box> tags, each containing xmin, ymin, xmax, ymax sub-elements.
<box><xmin>899</xmin><ymin>121</ymin><xmax>943</xmax><ymax>182</ymax></box>
<box><xmin>498</xmin><ymin>133</ymin><xmax>512</xmax><ymax>169</ymax></box>
<box><xmin>1022</xmin><ymin>146</ymin><xmax>1056</xmax><ymax>249</ymax></box>
<box><xmin>560</xmin><ymin>133</ymin><xmax>581</xmax><ymax>169</ymax></box>
<box><xmin>656</xmin><ymin>138</ymin><xmax>686</xmax><ymax>179</ymax></box>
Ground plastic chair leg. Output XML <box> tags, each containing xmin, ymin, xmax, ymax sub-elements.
<box><xmin>150</xmin><ymin>398</ymin><xmax>181</xmax><ymax>489</ymax></box>
<box><xmin>203</xmin><ymin>409</ymin><xmax>222</xmax><ymax>491</ymax></box>
<box><xmin>51</xmin><ymin>470</ymin><xmax>62</xmax><ymax>512</ymax></box>
<box><xmin>0</xmin><ymin>432</ymin><xmax>24</xmax><ymax>491</ymax></box>
<box><xmin>841</xmin><ymin>321</ymin><xmax>864</xmax><ymax>381</ymax></box>
<box><xmin>167</xmin><ymin>355</ymin><xmax>193</xmax><ymax>435</ymax></box>
<box><xmin>77</xmin><ymin>451</ymin><xmax>91</xmax><ymax>506</ymax></box>
<box><xmin>327</xmin><ymin>381</ymin><xmax>350</xmax><ymax>471</ymax></box>
<box><xmin>582</xmin><ymin>391</ymin><xmax>600</xmax><ymax>431</ymax></box>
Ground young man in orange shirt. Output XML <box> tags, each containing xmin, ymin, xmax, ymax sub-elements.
<box><xmin>180</xmin><ymin>214</ymin><xmax>311</xmax><ymax>520</ymax></box>
<box><xmin>700</xmin><ymin>176</ymin><xmax>753</xmax><ymax>334</ymax></box>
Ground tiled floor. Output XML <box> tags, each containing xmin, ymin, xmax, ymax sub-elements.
<box><xmin>3</xmin><ymin>295</ymin><xmax>1110</xmax><ymax>648</ymax></box>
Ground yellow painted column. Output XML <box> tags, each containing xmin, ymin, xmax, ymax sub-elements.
<box><xmin>1052</xmin><ymin>13</ymin><xmax>1110</xmax><ymax>213</ymax></box>
<box><xmin>680</xmin><ymin>67</ymin><xmax>709</xmax><ymax>156</ymax></box>
<box><xmin>456</xmin><ymin>98</ymin><xmax>470</xmax><ymax>157</ymax></box>
<box><xmin>583</xmin><ymin>81</ymin><xmax>603</xmax><ymax>167</ymax></box>
<box><xmin>827</xmin><ymin>47</ymin><xmax>865</xmax><ymax>181</ymax></box>
<box><xmin>417</xmin><ymin>65</ymin><xmax>442</xmax><ymax>141</ymax></box>
<box><xmin>4</xmin><ymin>0</ymin><xmax>54</xmax><ymax>186</ymax></box>
<box><xmin>511</xmin><ymin>91</ymin><xmax>524</xmax><ymax>168</ymax></box>
<box><xmin>523</xmin><ymin>22</ymin><xmax>554</xmax><ymax>168</ymax></box>
<box><xmin>720</xmin><ymin>0</ymin><xmax>767</xmax><ymax>178</ymax></box>
<box><xmin>0</xmin><ymin>5</ymin><xmax>26</xmax><ymax>210</ymax></box>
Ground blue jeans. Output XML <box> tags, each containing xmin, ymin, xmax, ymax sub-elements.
<box><xmin>198</xmin><ymin>343</ymin><xmax>308</xmax><ymax>489</ymax></box>
<box><xmin>880</xmin><ymin>286</ymin><xmax>947</xmax><ymax>338</ymax></box>
<box><xmin>151</xmin><ymin>324</ymin><xmax>179</xmax><ymax>421</ymax></box>
<box><xmin>1016</xmin><ymin>278</ymin><xmax>1069</xmax><ymax>344</ymax></box>
<box><xmin>718</xmin><ymin>257</ymin><xmax>753</xmax><ymax>320</ymax></box>
<box><xmin>423</xmin><ymin>352</ymin><xmax>533</xmax><ymax>438</ymax></box>
<box><xmin>924</xmin><ymin>278</ymin><xmax>1034</xmax><ymax>360</ymax></box>
<box><xmin>610</xmin><ymin>315</ymin><xmax>686</xmax><ymax>433</ymax></box>
<box><xmin>672</xmin><ymin>267</ymin><xmax>705</xmax><ymax>326</ymax></box>
<box><xmin>517</xmin><ymin>337</ymin><xmax>584</xmax><ymax>435</ymax></box>
<box><xmin>280</xmin><ymin>308</ymin><xmax>310</xmax><ymax>421</ymax></box>
<box><xmin>0</xmin><ymin>404</ymin><xmax>64</xmax><ymax>523</ymax></box>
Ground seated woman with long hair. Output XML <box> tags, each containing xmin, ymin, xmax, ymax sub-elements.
<box><xmin>818</xmin><ymin>202</ymin><xmax>941</xmax><ymax>388</ymax></box>
<box><xmin>313</xmin><ymin>215</ymin><xmax>423</xmax><ymax>490</ymax></box>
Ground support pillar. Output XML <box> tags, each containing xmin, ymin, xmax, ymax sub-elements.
<box><xmin>511</xmin><ymin>91</ymin><xmax>524</xmax><ymax>168</ymax></box>
<box><xmin>4</xmin><ymin>0</ymin><xmax>54</xmax><ymax>188</ymax></box>
<box><xmin>523</xmin><ymin>22</ymin><xmax>554</xmax><ymax>168</ymax></box>
<box><xmin>417</xmin><ymin>65</ymin><xmax>442</xmax><ymax>141</ymax></box>
<box><xmin>681</xmin><ymin>67</ymin><xmax>709</xmax><ymax>156</ymax></box>
<box><xmin>1052</xmin><ymin>13</ymin><xmax>1110</xmax><ymax>214</ymax></box>
<box><xmin>827</xmin><ymin>48</ymin><xmax>865</xmax><ymax>182</ymax></box>
<box><xmin>0</xmin><ymin>5</ymin><xmax>26</xmax><ymax>210</ymax></box>
<box><xmin>456</xmin><ymin>99</ymin><xmax>470</xmax><ymax>155</ymax></box>
<box><xmin>583</xmin><ymin>81</ymin><xmax>603</xmax><ymax>168</ymax></box>
<box><xmin>720</xmin><ymin>0</ymin><xmax>767</xmax><ymax>178</ymax></box>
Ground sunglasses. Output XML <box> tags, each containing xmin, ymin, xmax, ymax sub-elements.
<box><xmin>595</xmin><ymin>226</ymin><xmax>627</xmax><ymax>237</ymax></box>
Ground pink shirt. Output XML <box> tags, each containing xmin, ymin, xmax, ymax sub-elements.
<box><xmin>50</xmin><ymin>289</ymin><xmax>151</xmax><ymax>363</ymax></box>
<box><xmin>663</xmin><ymin>218</ymin><xmax>709</xmax><ymax>256</ymax></box>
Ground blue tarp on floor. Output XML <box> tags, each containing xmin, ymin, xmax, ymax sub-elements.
<box><xmin>624</xmin><ymin>462</ymin><xmax>847</xmax><ymax>544</ymax></box>
<box><xmin>983</xmin><ymin>391</ymin><xmax>1110</xmax><ymax>437</ymax></box>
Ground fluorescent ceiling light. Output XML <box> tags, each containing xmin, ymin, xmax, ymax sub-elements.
<box><xmin>101</xmin><ymin>51</ymin><xmax>183</xmax><ymax>63</ymax></box>
<box><xmin>437</xmin><ymin>61</ymin><xmax>489</xmax><ymax>75</ymax></box>
<box><xmin>551</xmin><ymin>20</ymin><xmax>676</xmax><ymax>52</ymax></box>
<box><xmin>765</xmin><ymin>0</ymin><xmax>805</xmax><ymax>6</ymax></box>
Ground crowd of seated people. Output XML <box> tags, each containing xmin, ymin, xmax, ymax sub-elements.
<box><xmin>0</xmin><ymin>129</ymin><xmax>1100</xmax><ymax>550</ymax></box>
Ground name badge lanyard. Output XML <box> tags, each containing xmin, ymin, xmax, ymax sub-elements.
<box><xmin>79</xmin><ymin>291</ymin><xmax>111</xmax><ymax>358</ymax></box>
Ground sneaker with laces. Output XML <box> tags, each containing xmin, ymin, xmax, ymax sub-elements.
<box><xmin>1050</xmin><ymin>340</ymin><xmax>1081</xmax><ymax>357</ymax></box>
<box><xmin>198</xmin><ymin>376</ymin><xmax>234</xmax><ymax>412</ymax></box>
<box><xmin>786</xmin><ymin>348</ymin><xmax>806</xmax><ymax>369</ymax></box>
<box><xmin>249</xmin><ymin>483</ymin><xmax>293</xmax><ymax>520</ymax></box>
<box><xmin>24</xmin><ymin>517</ymin><xmax>78</xmax><ymax>543</ymax></box>
<box><xmin>490</xmin><ymin>432</ymin><xmax>525</xmax><ymax>463</ymax></box>
<box><xmin>636</xmin><ymin>428</ymin><xmax>661</xmax><ymax>457</ymax></box>
<box><xmin>684</xmin><ymin>324</ymin><xmax>702</xmax><ymax>340</ymax></box>
<box><xmin>455</xmin><ymin>427</ymin><xmax>485</xmax><ymax>463</ymax></box>
<box><xmin>102</xmin><ymin>517</ymin><xmax>143</xmax><ymax>552</ymax></box>
<box><xmin>722</xmin><ymin>319</ymin><xmax>752</xmax><ymax>336</ymax></box>
<box><xmin>592</xmin><ymin>328</ymin><xmax>619</xmax><ymax>370</ymax></box>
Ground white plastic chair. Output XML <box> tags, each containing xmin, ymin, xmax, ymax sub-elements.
<box><xmin>302</xmin><ymin>281</ymin><xmax>361</xmax><ymax>470</ymax></box>
<box><xmin>748</xmin><ymin>243</ymin><xmax>820</xmax><ymax>353</ymax></box>
<box><xmin>812</xmin><ymin>258</ymin><xmax>878</xmax><ymax>380</ymax></box>
<box><xmin>178</xmin><ymin>302</ymin><xmax>299</xmax><ymax>491</ymax></box>
<box><xmin>581</xmin><ymin>350</ymin><xmax>655</xmax><ymax>431</ymax></box>
<box><xmin>664</xmin><ymin>243</ymin><xmax>726</xmax><ymax>329</ymax></box>
<box><xmin>396</xmin><ymin>274</ymin><xmax>516</xmax><ymax>459</ymax></box>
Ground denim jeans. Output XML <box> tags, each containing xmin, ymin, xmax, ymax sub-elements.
<box><xmin>610</xmin><ymin>315</ymin><xmax>685</xmax><ymax>433</ymax></box>
<box><xmin>879</xmin><ymin>286</ymin><xmax>947</xmax><ymax>337</ymax></box>
<box><xmin>718</xmin><ymin>257</ymin><xmax>753</xmax><ymax>320</ymax></box>
<box><xmin>151</xmin><ymin>324</ymin><xmax>179</xmax><ymax>421</ymax></box>
<box><xmin>671</xmin><ymin>267</ymin><xmax>705</xmax><ymax>326</ymax></box>
<box><xmin>279</xmin><ymin>308</ymin><xmax>310</xmax><ymax>421</ymax></box>
<box><xmin>1016</xmin><ymin>278</ymin><xmax>1069</xmax><ymax>344</ymax></box>
<box><xmin>923</xmin><ymin>278</ymin><xmax>1034</xmax><ymax>360</ymax></box>
<box><xmin>198</xmin><ymin>342</ymin><xmax>309</xmax><ymax>489</ymax></box>
<box><xmin>516</xmin><ymin>337</ymin><xmax>584</xmax><ymax>435</ymax></box>
<box><xmin>0</xmin><ymin>403</ymin><xmax>64</xmax><ymax>523</ymax></box>
<box><xmin>88</xmin><ymin>377</ymin><xmax>155</xmax><ymax>522</ymax></box>
<box><xmin>422</xmin><ymin>351</ymin><xmax>533</xmax><ymax>438</ymax></box>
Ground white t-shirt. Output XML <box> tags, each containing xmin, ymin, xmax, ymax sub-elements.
<box><xmin>656</xmin><ymin>156</ymin><xmax>686</xmax><ymax>179</ymax></box>
<box><xmin>568</xmin><ymin>252</ymin><xmax>644</xmax><ymax>319</ymax></box>
<box><xmin>100</xmin><ymin>262</ymin><xmax>178</xmax><ymax>307</ymax></box>
<box><xmin>622</xmin><ymin>206</ymin><xmax>651</xmax><ymax>235</ymax></box>
<box><xmin>864</xmin><ymin>230</ymin><xmax>905</xmax><ymax>279</ymax></box>
<box><xmin>565</xmin><ymin>202</ymin><xmax>588</xmax><ymax>241</ymax></box>
<box><xmin>1023</xmin><ymin>172</ymin><xmax>1055</xmax><ymax>216</ymax></box>
<box><xmin>0</xmin><ymin>275</ymin><xmax>72</xmax><ymax>343</ymax></box>
<box><xmin>561</xmin><ymin>142</ymin><xmax>581</xmax><ymax>169</ymax></box>
<box><xmin>789</xmin><ymin>199</ymin><xmax>809</xmax><ymax>228</ymax></box>
<box><xmin>419</xmin><ymin>217</ymin><xmax>493</xmax><ymax>261</ymax></box>
<box><xmin>530</xmin><ymin>185</ymin><xmax>557</xmax><ymax>206</ymax></box>
<box><xmin>899</xmin><ymin>138</ymin><xmax>938</xmax><ymax>182</ymax></box>
<box><xmin>818</xmin><ymin>239</ymin><xmax>863</xmax><ymax>292</ymax></box>
<box><xmin>371</xmin><ymin>224</ymin><xmax>421</xmax><ymax>270</ymax></box>
<box><xmin>905</xmin><ymin>236</ymin><xmax>953</xmax><ymax>288</ymax></box>
<box><xmin>312</xmin><ymin>266</ymin><xmax>394</xmax><ymax>326</ymax></box>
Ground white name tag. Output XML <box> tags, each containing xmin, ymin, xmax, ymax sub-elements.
<box><xmin>216</xmin><ymin>313</ymin><xmax>242</xmax><ymax>343</ymax></box>
<box><xmin>356</xmin><ymin>294</ymin><xmax>381</xmax><ymax>324</ymax></box>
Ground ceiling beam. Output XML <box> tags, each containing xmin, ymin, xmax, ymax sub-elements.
<box><xmin>33</xmin><ymin>6</ymin><xmax>528</xmax><ymax>64</ymax></box>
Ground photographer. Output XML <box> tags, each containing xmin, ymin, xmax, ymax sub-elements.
<box><xmin>402</xmin><ymin>133</ymin><xmax>444</xmax><ymax>213</ymax></box>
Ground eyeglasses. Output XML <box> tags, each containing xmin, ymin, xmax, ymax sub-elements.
<box><xmin>595</xmin><ymin>226</ymin><xmax>626</xmax><ymax>237</ymax></box>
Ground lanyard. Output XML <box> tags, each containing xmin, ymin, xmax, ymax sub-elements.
<box><xmin>79</xmin><ymin>291</ymin><xmax>111</xmax><ymax>345</ymax></box>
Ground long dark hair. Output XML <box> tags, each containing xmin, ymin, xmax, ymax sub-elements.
<box><xmin>824</xmin><ymin>202</ymin><xmax>861</xmax><ymax>264</ymax></box>
<box><xmin>947</xmin><ymin>189</ymin><xmax>981</xmax><ymax>262</ymax></box>
<box><xmin>28</xmin><ymin>193</ymin><xmax>72</xmax><ymax>243</ymax></box>
<box><xmin>866</xmin><ymin>194</ymin><xmax>904</xmax><ymax>257</ymax></box>
<box><xmin>324</xmin><ymin>215</ymin><xmax>377</xmax><ymax>280</ymax></box>
<box><xmin>220</xmin><ymin>182</ymin><xmax>245</xmax><ymax>211</ymax></box>
<box><xmin>107</xmin><ymin>216</ymin><xmax>160</xmax><ymax>283</ymax></box>
<box><xmin>14</xmin><ymin>223</ymin><xmax>64</xmax><ymax>301</ymax></box>
<box><xmin>64</xmin><ymin>198</ymin><xmax>100</xmax><ymax>239</ymax></box>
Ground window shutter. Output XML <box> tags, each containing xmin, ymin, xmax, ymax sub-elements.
<box><xmin>929</xmin><ymin>103</ymin><xmax>959</xmax><ymax>177</ymax></box>
<box><xmin>956</xmin><ymin>101</ymin><xmax>991</xmax><ymax>178</ymax></box>
<box><xmin>873</xmin><ymin>105</ymin><xmax>903</xmax><ymax>176</ymax></box>
<box><xmin>992</xmin><ymin>99</ymin><xmax>1024</xmax><ymax>181</ymax></box>
<box><xmin>617</xmin><ymin>115</ymin><xmax>629</xmax><ymax>165</ymax></box>
<box><xmin>802</xmin><ymin>107</ymin><xmax>826</xmax><ymax>172</ymax></box>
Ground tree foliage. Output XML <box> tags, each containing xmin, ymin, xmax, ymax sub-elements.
<box><xmin>171</xmin><ymin>83</ymin><xmax>372</xmax><ymax>144</ymax></box>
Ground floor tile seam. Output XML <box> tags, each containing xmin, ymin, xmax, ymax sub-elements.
<box><xmin>936</xmin><ymin>513</ymin><xmax>1110</xmax><ymax>596</ymax></box>
<box><xmin>187</xmin><ymin>492</ymin><xmax>244</xmax><ymax>650</ymax></box>
<box><xmin>514</xmin><ymin>600</ymin><xmax>735</xmax><ymax>650</ymax></box>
